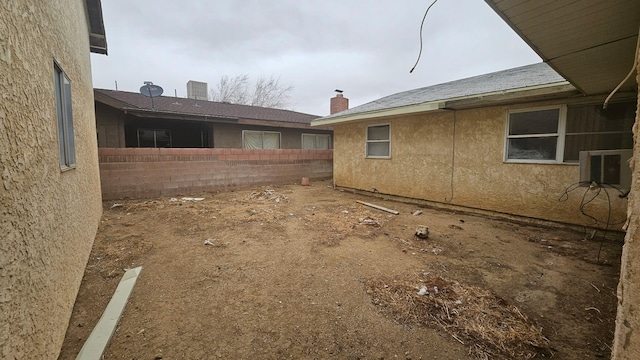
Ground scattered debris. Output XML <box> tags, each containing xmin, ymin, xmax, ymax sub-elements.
<box><xmin>182</xmin><ymin>197</ymin><xmax>205</xmax><ymax>202</ymax></box>
<box><xmin>585</xmin><ymin>307</ymin><xmax>601</xmax><ymax>315</ymax></box>
<box><xmin>359</xmin><ymin>217</ymin><xmax>381</xmax><ymax>226</ymax></box>
<box><xmin>415</xmin><ymin>225</ymin><xmax>429</xmax><ymax>239</ymax></box>
<box><xmin>367</xmin><ymin>273</ymin><xmax>550</xmax><ymax>360</ymax></box>
<box><xmin>448</xmin><ymin>224</ymin><xmax>463</xmax><ymax>230</ymax></box>
<box><xmin>204</xmin><ymin>238</ymin><xmax>215</xmax><ymax>246</ymax></box>
<box><xmin>356</xmin><ymin>200</ymin><xmax>399</xmax><ymax>215</ymax></box>
<box><xmin>110</xmin><ymin>203</ymin><xmax>123</xmax><ymax>209</ymax></box>
<box><xmin>249</xmin><ymin>189</ymin><xmax>288</xmax><ymax>203</ymax></box>
<box><xmin>412</xmin><ymin>210</ymin><xmax>423</xmax><ymax>216</ymax></box>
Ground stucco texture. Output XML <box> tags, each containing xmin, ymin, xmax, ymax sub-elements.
<box><xmin>333</xmin><ymin>103</ymin><xmax>628</xmax><ymax>229</ymax></box>
<box><xmin>612</xmin><ymin>43</ymin><xmax>640</xmax><ymax>360</ymax></box>
<box><xmin>0</xmin><ymin>1</ymin><xmax>102</xmax><ymax>358</ymax></box>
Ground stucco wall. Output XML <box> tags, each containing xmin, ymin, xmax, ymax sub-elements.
<box><xmin>333</xmin><ymin>102</ymin><xmax>628</xmax><ymax>229</ymax></box>
<box><xmin>0</xmin><ymin>1</ymin><xmax>102</xmax><ymax>358</ymax></box>
<box><xmin>612</xmin><ymin>42</ymin><xmax>640</xmax><ymax>360</ymax></box>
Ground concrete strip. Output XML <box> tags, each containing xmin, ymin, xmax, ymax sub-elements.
<box><xmin>76</xmin><ymin>266</ymin><xmax>143</xmax><ymax>360</ymax></box>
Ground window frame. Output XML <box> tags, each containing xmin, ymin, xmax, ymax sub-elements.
<box><xmin>301</xmin><ymin>133</ymin><xmax>331</xmax><ymax>150</ymax></box>
<box><xmin>242</xmin><ymin>130</ymin><xmax>282</xmax><ymax>149</ymax></box>
<box><xmin>504</xmin><ymin>105</ymin><xmax>566</xmax><ymax>164</ymax></box>
<box><xmin>54</xmin><ymin>61</ymin><xmax>76</xmax><ymax>171</ymax></box>
<box><xmin>365</xmin><ymin>123</ymin><xmax>391</xmax><ymax>159</ymax></box>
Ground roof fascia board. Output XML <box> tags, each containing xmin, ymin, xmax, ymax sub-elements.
<box><xmin>312</xmin><ymin>101</ymin><xmax>446</xmax><ymax>126</ymax></box>
<box><xmin>444</xmin><ymin>84</ymin><xmax>578</xmax><ymax>109</ymax></box>
<box><xmin>125</xmin><ymin>109</ymin><xmax>238</xmax><ymax>123</ymax></box>
<box><xmin>312</xmin><ymin>81</ymin><xmax>572</xmax><ymax>126</ymax></box>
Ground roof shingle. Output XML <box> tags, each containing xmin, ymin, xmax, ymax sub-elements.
<box><xmin>95</xmin><ymin>89</ymin><xmax>319</xmax><ymax>124</ymax></box>
<box><xmin>319</xmin><ymin>63</ymin><xmax>568</xmax><ymax>120</ymax></box>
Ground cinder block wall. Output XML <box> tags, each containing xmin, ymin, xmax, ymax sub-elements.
<box><xmin>98</xmin><ymin>148</ymin><xmax>333</xmax><ymax>200</ymax></box>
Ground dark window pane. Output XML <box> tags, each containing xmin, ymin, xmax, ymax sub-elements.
<box><xmin>603</xmin><ymin>155</ymin><xmax>621</xmax><ymax>185</ymax></box>
<box><xmin>507</xmin><ymin>137</ymin><xmax>557</xmax><ymax>160</ymax></box>
<box><xmin>589</xmin><ymin>155</ymin><xmax>602</xmax><ymax>183</ymax></box>
<box><xmin>156</xmin><ymin>130</ymin><xmax>171</xmax><ymax>148</ymax></box>
<box><xmin>567</xmin><ymin>102</ymin><xmax>636</xmax><ymax>133</ymax></box>
<box><xmin>138</xmin><ymin>130</ymin><xmax>155</xmax><ymax>147</ymax></box>
<box><xmin>564</xmin><ymin>133</ymin><xmax>634</xmax><ymax>161</ymax></box>
<box><xmin>509</xmin><ymin>109</ymin><xmax>559</xmax><ymax>135</ymax></box>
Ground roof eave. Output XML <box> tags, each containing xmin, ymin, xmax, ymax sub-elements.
<box><xmin>312</xmin><ymin>81</ymin><xmax>574</xmax><ymax>126</ymax></box>
<box><xmin>86</xmin><ymin>0</ymin><xmax>107</xmax><ymax>55</ymax></box>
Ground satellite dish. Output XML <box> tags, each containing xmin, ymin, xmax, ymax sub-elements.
<box><xmin>140</xmin><ymin>84</ymin><xmax>164</xmax><ymax>97</ymax></box>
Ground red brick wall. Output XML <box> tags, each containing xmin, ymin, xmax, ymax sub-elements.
<box><xmin>98</xmin><ymin>148</ymin><xmax>333</xmax><ymax>200</ymax></box>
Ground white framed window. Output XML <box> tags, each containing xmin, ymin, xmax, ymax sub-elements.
<box><xmin>54</xmin><ymin>62</ymin><xmax>76</xmax><ymax>170</ymax></box>
<box><xmin>302</xmin><ymin>133</ymin><xmax>331</xmax><ymax>150</ymax></box>
<box><xmin>505</xmin><ymin>102</ymin><xmax>635</xmax><ymax>164</ymax></box>
<box><xmin>505</xmin><ymin>106</ymin><xmax>565</xmax><ymax>163</ymax></box>
<box><xmin>366</xmin><ymin>124</ymin><xmax>390</xmax><ymax>158</ymax></box>
<box><xmin>137</xmin><ymin>129</ymin><xmax>172</xmax><ymax>148</ymax></box>
<box><xmin>242</xmin><ymin>130</ymin><xmax>281</xmax><ymax>149</ymax></box>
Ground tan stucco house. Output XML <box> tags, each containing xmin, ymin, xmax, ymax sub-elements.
<box><xmin>95</xmin><ymin>89</ymin><xmax>332</xmax><ymax>150</ymax></box>
<box><xmin>313</xmin><ymin>62</ymin><xmax>636</xmax><ymax>230</ymax></box>
<box><xmin>315</xmin><ymin>0</ymin><xmax>639</xmax><ymax>358</ymax></box>
<box><xmin>0</xmin><ymin>0</ymin><xmax>107</xmax><ymax>358</ymax></box>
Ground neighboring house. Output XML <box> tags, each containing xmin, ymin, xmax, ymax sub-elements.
<box><xmin>482</xmin><ymin>2</ymin><xmax>640</xmax><ymax>359</ymax></box>
<box><xmin>313</xmin><ymin>62</ymin><xmax>636</xmax><ymax>229</ymax></box>
<box><xmin>94</xmin><ymin>89</ymin><xmax>332</xmax><ymax>150</ymax></box>
<box><xmin>0</xmin><ymin>0</ymin><xmax>106</xmax><ymax>358</ymax></box>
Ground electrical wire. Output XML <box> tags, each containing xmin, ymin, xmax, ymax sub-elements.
<box><xmin>603</xmin><ymin>24</ymin><xmax>640</xmax><ymax>109</ymax></box>
<box><xmin>558</xmin><ymin>181</ymin><xmax>627</xmax><ymax>262</ymax></box>
<box><xmin>410</xmin><ymin>0</ymin><xmax>440</xmax><ymax>74</ymax></box>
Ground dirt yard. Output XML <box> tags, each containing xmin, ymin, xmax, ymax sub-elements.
<box><xmin>59</xmin><ymin>180</ymin><xmax>623</xmax><ymax>359</ymax></box>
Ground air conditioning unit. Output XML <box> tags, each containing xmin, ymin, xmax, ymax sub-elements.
<box><xmin>579</xmin><ymin>149</ymin><xmax>633</xmax><ymax>189</ymax></box>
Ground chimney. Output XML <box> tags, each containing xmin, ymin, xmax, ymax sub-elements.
<box><xmin>330</xmin><ymin>91</ymin><xmax>348</xmax><ymax>114</ymax></box>
<box><xmin>187</xmin><ymin>80</ymin><xmax>208</xmax><ymax>100</ymax></box>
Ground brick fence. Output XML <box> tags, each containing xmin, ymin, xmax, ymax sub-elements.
<box><xmin>98</xmin><ymin>148</ymin><xmax>333</xmax><ymax>200</ymax></box>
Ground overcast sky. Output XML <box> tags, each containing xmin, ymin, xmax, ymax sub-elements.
<box><xmin>91</xmin><ymin>0</ymin><xmax>541</xmax><ymax>116</ymax></box>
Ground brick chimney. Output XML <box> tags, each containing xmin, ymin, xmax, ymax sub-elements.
<box><xmin>330</xmin><ymin>93</ymin><xmax>349</xmax><ymax>114</ymax></box>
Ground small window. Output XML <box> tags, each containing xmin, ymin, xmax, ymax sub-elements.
<box><xmin>505</xmin><ymin>106</ymin><xmax>563</xmax><ymax>162</ymax></box>
<box><xmin>137</xmin><ymin>129</ymin><xmax>172</xmax><ymax>147</ymax></box>
<box><xmin>366</xmin><ymin>124</ymin><xmax>390</xmax><ymax>158</ymax></box>
<box><xmin>243</xmin><ymin>130</ymin><xmax>281</xmax><ymax>149</ymax></box>
<box><xmin>54</xmin><ymin>62</ymin><xmax>76</xmax><ymax>170</ymax></box>
<box><xmin>302</xmin><ymin>134</ymin><xmax>331</xmax><ymax>150</ymax></box>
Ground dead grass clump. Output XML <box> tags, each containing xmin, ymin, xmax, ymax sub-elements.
<box><xmin>366</xmin><ymin>273</ymin><xmax>550</xmax><ymax>360</ymax></box>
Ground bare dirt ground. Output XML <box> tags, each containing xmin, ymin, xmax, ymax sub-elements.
<box><xmin>59</xmin><ymin>180</ymin><xmax>623</xmax><ymax>359</ymax></box>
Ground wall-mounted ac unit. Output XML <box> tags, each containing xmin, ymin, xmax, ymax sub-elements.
<box><xmin>579</xmin><ymin>149</ymin><xmax>633</xmax><ymax>189</ymax></box>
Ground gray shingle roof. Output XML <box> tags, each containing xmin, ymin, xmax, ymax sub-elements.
<box><xmin>95</xmin><ymin>89</ymin><xmax>319</xmax><ymax>124</ymax></box>
<box><xmin>320</xmin><ymin>63</ymin><xmax>568</xmax><ymax>120</ymax></box>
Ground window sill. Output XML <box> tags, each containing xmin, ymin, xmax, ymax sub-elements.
<box><xmin>366</xmin><ymin>156</ymin><xmax>391</xmax><ymax>160</ymax></box>
<box><xmin>503</xmin><ymin>160</ymin><xmax>579</xmax><ymax>165</ymax></box>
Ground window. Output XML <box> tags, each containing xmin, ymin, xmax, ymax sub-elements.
<box><xmin>366</xmin><ymin>124</ymin><xmax>390</xmax><ymax>158</ymax></box>
<box><xmin>137</xmin><ymin>129</ymin><xmax>172</xmax><ymax>147</ymax></box>
<box><xmin>54</xmin><ymin>62</ymin><xmax>76</xmax><ymax>170</ymax></box>
<box><xmin>505</xmin><ymin>106</ymin><xmax>563</xmax><ymax>162</ymax></box>
<box><xmin>302</xmin><ymin>134</ymin><xmax>331</xmax><ymax>150</ymax></box>
<box><xmin>564</xmin><ymin>102</ymin><xmax>634</xmax><ymax>162</ymax></box>
<box><xmin>242</xmin><ymin>130</ymin><xmax>281</xmax><ymax>149</ymax></box>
